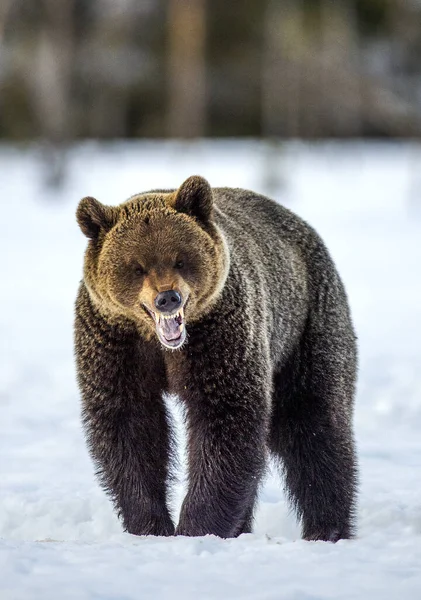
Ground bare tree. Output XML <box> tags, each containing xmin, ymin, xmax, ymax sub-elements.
<box><xmin>29</xmin><ymin>0</ymin><xmax>76</xmax><ymax>144</ymax></box>
<box><xmin>320</xmin><ymin>0</ymin><xmax>362</xmax><ymax>136</ymax></box>
<box><xmin>0</xmin><ymin>0</ymin><xmax>12</xmax><ymax>49</ymax></box>
<box><xmin>261</xmin><ymin>0</ymin><xmax>306</xmax><ymax>138</ymax></box>
<box><xmin>167</xmin><ymin>0</ymin><xmax>207</xmax><ymax>138</ymax></box>
<box><xmin>25</xmin><ymin>0</ymin><xmax>78</xmax><ymax>185</ymax></box>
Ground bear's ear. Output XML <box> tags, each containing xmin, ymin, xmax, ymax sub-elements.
<box><xmin>174</xmin><ymin>176</ymin><xmax>213</xmax><ymax>225</ymax></box>
<box><xmin>76</xmin><ymin>196</ymin><xmax>117</xmax><ymax>239</ymax></box>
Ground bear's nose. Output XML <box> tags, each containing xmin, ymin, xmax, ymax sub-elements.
<box><xmin>154</xmin><ymin>290</ymin><xmax>182</xmax><ymax>313</ymax></box>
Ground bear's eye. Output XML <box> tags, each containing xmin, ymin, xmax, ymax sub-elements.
<box><xmin>175</xmin><ymin>260</ymin><xmax>184</xmax><ymax>269</ymax></box>
<box><xmin>134</xmin><ymin>264</ymin><xmax>145</xmax><ymax>276</ymax></box>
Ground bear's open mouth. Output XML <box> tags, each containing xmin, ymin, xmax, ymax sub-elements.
<box><xmin>146</xmin><ymin>307</ymin><xmax>186</xmax><ymax>350</ymax></box>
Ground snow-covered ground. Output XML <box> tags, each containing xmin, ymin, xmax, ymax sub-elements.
<box><xmin>1</xmin><ymin>141</ymin><xmax>421</xmax><ymax>599</ymax></box>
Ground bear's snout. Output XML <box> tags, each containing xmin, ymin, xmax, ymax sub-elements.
<box><xmin>154</xmin><ymin>290</ymin><xmax>182</xmax><ymax>314</ymax></box>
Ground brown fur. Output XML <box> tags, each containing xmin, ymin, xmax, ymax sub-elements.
<box><xmin>77</xmin><ymin>183</ymin><xmax>228</xmax><ymax>341</ymax></box>
<box><xmin>75</xmin><ymin>175</ymin><xmax>358</xmax><ymax>540</ymax></box>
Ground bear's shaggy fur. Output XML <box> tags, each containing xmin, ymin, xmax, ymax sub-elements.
<box><xmin>74</xmin><ymin>176</ymin><xmax>358</xmax><ymax>540</ymax></box>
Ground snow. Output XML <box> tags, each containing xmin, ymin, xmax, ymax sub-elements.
<box><xmin>1</xmin><ymin>141</ymin><xmax>421</xmax><ymax>599</ymax></box>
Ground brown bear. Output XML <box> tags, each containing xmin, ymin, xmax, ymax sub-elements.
<box><xmin>74</xmin><ymin>175</ymin><xmax>358</xmax><ymax>541</ymax></box>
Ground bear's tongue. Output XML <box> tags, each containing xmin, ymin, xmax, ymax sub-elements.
<box><xmin>158</xmin><ymin>314</ymin><xmax>183</xmax><ymax>341</ymax></box>
<box><xmin>153</xmin><ymin>308</ymin><xmax>186</xmax><ymax>349</ymax></box>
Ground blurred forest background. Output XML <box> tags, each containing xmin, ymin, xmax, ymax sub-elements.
<box><xmin>1</xmin><ymin>0</ymin><xmax>421</xmax><ymax>142</ymax></box>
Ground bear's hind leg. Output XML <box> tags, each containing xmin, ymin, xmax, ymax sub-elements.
<box><xmin>269</xmin><ymin>307</ymin><xmax>358</xmax><ymax>541</ymax></box>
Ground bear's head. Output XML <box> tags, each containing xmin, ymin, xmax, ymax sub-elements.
<box><xmin>76</xmin><ymin>176</ymin><xmax>229</xmax><ymax>350</ymax></box>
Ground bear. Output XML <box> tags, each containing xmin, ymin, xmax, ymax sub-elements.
<box><xmin>74</xmin><ymin>175</ymin><xmax>358</xmax><ymax>541</ymax></box>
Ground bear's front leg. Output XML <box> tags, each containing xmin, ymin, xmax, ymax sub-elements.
<box><xmin>75</xmin><ymin>286</ymin><xmax>175</xmax><ymax>536</ymax></box>
<box><xmin>169</xmin><ymin>334</ymin><xmax>271</xmax><ymax>538</ymax></box>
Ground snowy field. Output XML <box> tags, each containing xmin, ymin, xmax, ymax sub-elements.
<box><xmin>1</xmin><ymin>141</ymin><xmax>421</xmax><ymax>599</ymax></box>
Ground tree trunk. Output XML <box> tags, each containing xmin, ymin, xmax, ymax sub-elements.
<box><xmin>167</xmin><ymin>0</ymin><xmax>207</xmax><ymax>138</ymax></box>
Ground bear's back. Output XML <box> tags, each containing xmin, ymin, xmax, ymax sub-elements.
<box><xmin>211</xmin><ymin>187</ymin><xmax>343</xmax><ymax>361</ymax></box>
<box><xmin>213</xmin><ymin>187</ymin><xmax>318</xmax><ymax>254</ymax></box>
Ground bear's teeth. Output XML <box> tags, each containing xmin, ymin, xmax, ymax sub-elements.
<box><xmin>160</xmin><ymin>310</ymin><xmax>184</xmax><ymax>321</ymax></box>
<box><xmin>155</xmin><ymin>308</ymin><xmax>184</xmax><ymax>323</ymax></box>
